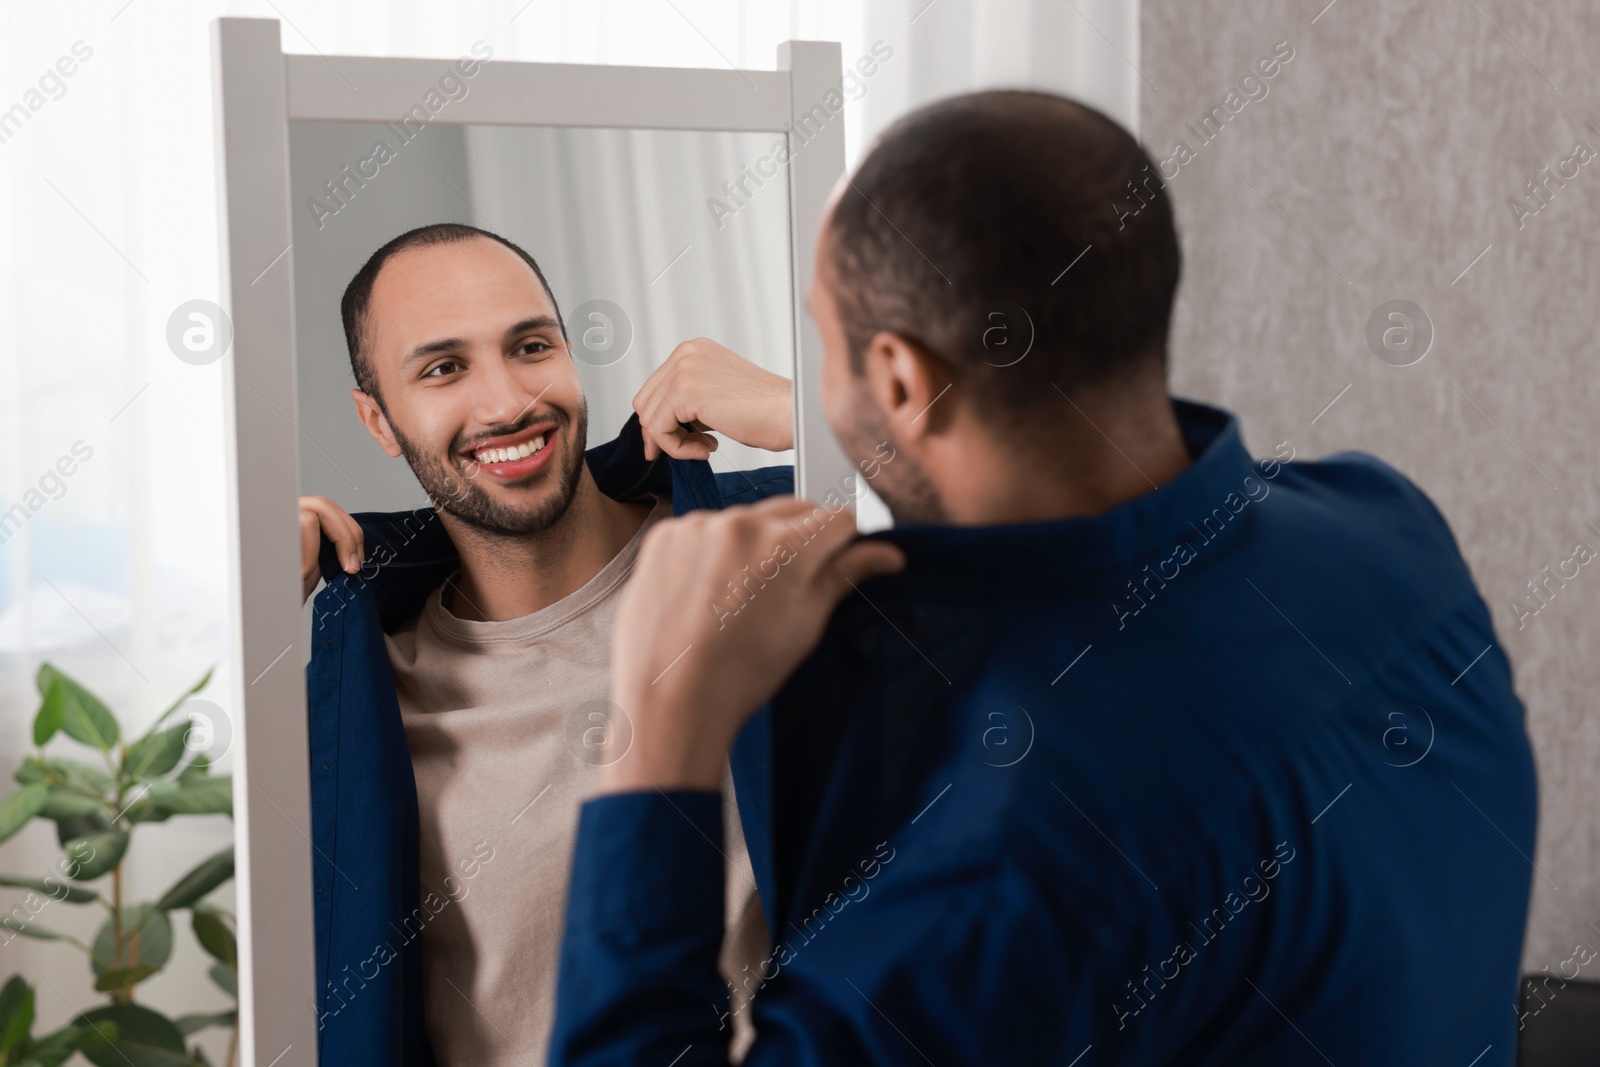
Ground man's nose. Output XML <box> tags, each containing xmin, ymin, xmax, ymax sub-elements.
<box><xmin>469</xmin><ymin>353</ymin><xmax>544</xmax><ymax>428</ymax></box>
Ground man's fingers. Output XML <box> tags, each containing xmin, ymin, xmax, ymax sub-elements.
<box><xmin>299</xmin><ymin>510</ymin><xmax>321</xmax><ymax>575</ymax></box>
<box><xmin>638</xmin><ymin>392</ymin><xmax>690</xmax><ymax>461</ymax></box>
<box><xmin>333</xmin><ymin>512</ymin><xmax>365</xmax><ymax>574</ymax></box>
<box><xmin>821</xmin><ymin>539</ymin><xmax>906</xmax><ymax>600</ymax></box>
<box><xmin>632</xmin><ymin>378</ymin><xmax>663</xmax><ymax>461</ymax></box>
<box><xmin>632</xmin><ymin>347</ymin><xmax>681</xmax><ymax>420</ymax></box>
<box><xmin>648</xmin><ymin>425</ymin><xmax>719</xmax><ymax>461</ymax></box>
<box><xmin>667</xmin><ymin>430</ymin><xmax>718</xmax><ymax>459</ymax></box>
<box><xmin>300</xmin><ymin>495</ymin><xmax>364</xmax><ymax>574</ymax></box>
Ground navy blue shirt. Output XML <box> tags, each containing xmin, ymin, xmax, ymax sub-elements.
<box><xmin>550</xmin><ymin>400</ymin><xmax>1536</xmax><ymax>1066</ymax></box>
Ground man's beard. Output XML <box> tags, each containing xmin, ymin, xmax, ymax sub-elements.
<box><xmin>834</xmin><ymin>378</ymin><xmax>944</xmax><ymax>525</ymax></box>
<box><xmin>392</xmin><ymin>400</ymin><xmax>589</xmax><ymax>538</ymax></box>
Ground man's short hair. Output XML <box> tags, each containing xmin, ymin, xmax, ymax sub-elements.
<box><xmin>825</xmin><ymin>90</ymin><xmax>1181</xmax><ymax>430</ymax></box>
<box><xmin>340</xmin><ymin>223</ymin><xmax>567</xmax><ymax>403</ymax></box>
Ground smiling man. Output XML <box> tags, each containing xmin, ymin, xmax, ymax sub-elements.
<box><xmin>301</xmin><ymin>223</ymin><xmax>795</xmax><ymax>1067</ymax></box>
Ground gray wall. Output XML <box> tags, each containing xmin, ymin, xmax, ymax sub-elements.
<box><xmin>289</xmin><ymin>120</ymin><xmax>473</xmax><ymax>514</ymax></box>
<box><xmin>1142</xmin><ymin>1</ymin><xmax>1600</xmax><ymax>971</ymax></box>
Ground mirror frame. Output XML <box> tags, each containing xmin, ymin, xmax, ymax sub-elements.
<box><xmin>210</xmin><ymin>18</ymin><xmax>846</xmax><ymax>1063</ymax></box>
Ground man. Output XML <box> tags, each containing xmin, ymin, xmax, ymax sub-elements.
<box><xmin>300</xmin><ymin>222</ymin><xmax>795</xmax><ymax>1066</ymax></box>
<box><xmin>549</xmin><ymin>91</ymin><xmax>1538</xmax><ymax>1064</ymax></box>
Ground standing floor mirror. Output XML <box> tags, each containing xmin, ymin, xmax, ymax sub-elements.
<box><xmin>210</xmin><ymin>18</ymin><xmax>846</xmax><ymax>1063</ymax></box>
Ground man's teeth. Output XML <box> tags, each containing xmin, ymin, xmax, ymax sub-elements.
<box><xmin>476</xmin><ymin>434</ymin><xmax>546</xmax><ymax>464</ymax></box>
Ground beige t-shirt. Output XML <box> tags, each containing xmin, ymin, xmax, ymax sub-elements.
<box><xmin>385</xmin><ymin>495</ymin><xmax>763</xmax><ymax>1065</ymax></box>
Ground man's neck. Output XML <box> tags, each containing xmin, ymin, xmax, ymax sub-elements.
<box><xmin>930</xmin><ymin>381</ymin><xmax>1192</xmax><ymax>526</ymax></box>
<box><xmin>438</xmin><ymin>467</ymin><xmax>655</xmax><ymax>623</ymax></box>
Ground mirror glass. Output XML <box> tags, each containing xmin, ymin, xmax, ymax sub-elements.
<box><xmin>287</xmin><ymin>120</ymin><xmax>797</xmax><ymax>512</ymax></box>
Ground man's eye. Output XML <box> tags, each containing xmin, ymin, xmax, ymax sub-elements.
<box><xmin>515</xmin><ymin>341</ymin><xmax>551</xmax><ymax>358</ymax></box>
<box><xmin>423</xmin><ymin>360</ymin><xmax>462</xmax><ymax>378</ymax></box>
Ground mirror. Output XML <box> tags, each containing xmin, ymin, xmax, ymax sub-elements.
<box><xmin>287</xmin><ymin>120</ymin><xmax>797</xmax><ymax>511</ymax></box>
<box><xmin>212</xmin><ymin>23</ymin><xmax>845</xmax><ymax>1061</ymax></box>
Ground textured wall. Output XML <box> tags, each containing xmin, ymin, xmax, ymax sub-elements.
<box><xmin>1142</xmin><ymin>0</ymin><xmax>1600</xmax><ymax>973</ymax></box>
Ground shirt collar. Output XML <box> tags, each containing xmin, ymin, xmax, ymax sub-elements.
<box><xmin>859</xmin><ymin>399</ymin><xmax>1264</xmax><ymax>598</ymax></box>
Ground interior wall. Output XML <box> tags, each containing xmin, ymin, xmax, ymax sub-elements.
<box><xmin>1141</xmin><ymin>0</ymin><xmax>1600</xmax><ymax>972</ymax></box>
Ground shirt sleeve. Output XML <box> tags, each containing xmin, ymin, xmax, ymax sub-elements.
<box><xmin>550</xmin><ymin>791</ymin><xmax>732</xmax><ymax>1065</ymax></box>
<box><xmin>549</xmin><ymin>791</ymin><xmax>1085</xmax><ymax>1066</ymax></box>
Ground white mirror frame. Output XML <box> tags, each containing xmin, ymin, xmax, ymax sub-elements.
<box><xmin>209</xmin><ymin>18</ymin><xmax>847</xmax><ymax>1064</ymax></box>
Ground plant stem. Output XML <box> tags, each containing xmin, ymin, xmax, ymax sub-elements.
<box><xmin>112</xmin><ymin>864</ymin><xmax>123</xmax><ymax>971</ymax></box>
<box><xmin>226</xmin><ymin>1024</ymin><xmax>239</xmax><ymax>1067</ymax></box>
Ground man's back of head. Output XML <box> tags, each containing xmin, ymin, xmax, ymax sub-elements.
<box><xmin>812</xmin><ymin>90</ymin><xmax>1190</xmax><ymax>526</ymax></box>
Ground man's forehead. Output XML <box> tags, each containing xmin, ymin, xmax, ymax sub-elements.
<box><xmin>373</xmin><ymin>237</ymin><xmax>552</xmax><ymax>307</ymax></box>
<box><xmin>368</xmin><ymin>237</ymin><xmax>557</xmax><ymax>346</ymax></box>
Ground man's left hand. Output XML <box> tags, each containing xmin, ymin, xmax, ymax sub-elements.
<box><xmin>602</xmin><ymin>496</ymin><xmax>905</xmax><ymax>793</ymax></box>
<box><xmin>632</xmin><ymin>338</ymin><xmax>794</xmax><ymax>461</ymax></box>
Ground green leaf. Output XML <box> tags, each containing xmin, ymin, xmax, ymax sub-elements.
<box><xmin>54</xmin><ymin>812</ymin><xmax>110</xmax><ymax>850</ymax></box>
<box><xmin>14</xmin><ymin>759</ymin><xmax>47</xmax><ymax>786</ymax></box>
<box><xmin>190</xmin><ymin>909</ymin><xmax>235</xmax><ymax>968</ymax></box>
<box><xmin>32</xmin><ymin>664</ymin><xmax>69</xmax><ymax>745</ymax></box>
<box><xmin>145</xmin><ymin>668</ymin><xmax>214</xmax><ymax>739</ymax></box>
<box><xmin>75</xmin><ymin>1004</ymin><xmax>188</xmax><ymax>1067</ymax></box>
<box><xmin>122</xmin><ymin>725</ymin><xmax>190</xmax><ymax>781</ymax></box>
<box><xmin>0</xmin><ymin>876</ymin><xmax>97</xmax><ymax>905</ymax></box>
<box><xmin>176</xmin><ymin>756</ymin><xmax>210</xmax><ymax>784</ymax></box>
<box><xmin>155</xmin><ymin>848</ymin><xmax>233</xmax><ymax>911</ymax></box>
<box><xmin>92</xmin><ymin>906</ymin><xmax>172</xmax><ymax>976</ymax></box>
<box><xmin>0</xmin><ymin>784</ymin><xmax>51</xmax><ymax>845</ymax></box>
<box><xmin>207</xmin><ymin>963</ymin><xmax>236</xmax><ymax>999</ymax></box>
<box><xmin>147</xmin><ymin>778</ymin><xmax>231</xmax><ymax>818</ymax></box>
<box><xmin>32</xmin><ymin>684</ymin><xmax>65</xmax><ymax>747</ymax></box>
<box><xmin>0</xmin><ymin>975</ymin><xmax>34</xmax><ymax>1054</ymax></box>
<box><xmin>33</xmin><ymin>662</ymin><xmax>63</xmax><ymax>698</ymax></box>
<box><xmin>24</xmin><ymin>1020</ymin><xmax>112</xmax><ymax>1067</ymax></box>
<box><xmin>41</xmin><ymin>759</ymin><xmax>114</xmax><ymax>795</ymax></box>
<box><xmin>173</xmin><ymin>1011</ymin><xmax>234</xmax><ymax>1037</ymax></box>
<box><xmin>64</xmin><ymin>830</ymin><xmax>128</xmax><ymax>882</ymax></box>
<box><xmin>38</xmin><ymin>790</ymin><xmax>105</xmax><ymax>821</ymax></box>
<box><xmin>122</xmin><ymin>807</ymin><xmax>172</xmax><ymax>827</ymax></box>
<box><xmin>0</xmin><ymin>917</ymin><xmax>65</xmax><ymax>941</ymax></box>
<box><xmin>93</xmin><ymin>964</ymin><xmax>160</xmax><ymax>994</ymax></box>
<box><xmin>37</xmin><ymin>672</ymin><xmax>119</xmax><ymax>753</ymax></box>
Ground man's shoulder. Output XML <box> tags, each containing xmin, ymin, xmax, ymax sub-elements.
<box><xmin>312</xmin><ymin>507</ymin><xmax>457</xmax><ymax>637</ymax></box>
<box><xmin>1269</xmin><ymin>448</ymin><xmax>1459</xmax><ymax>555</ymax></box>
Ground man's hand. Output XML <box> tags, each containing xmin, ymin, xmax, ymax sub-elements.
<box><xmin>601</xmin><ymin>497</ymin><xmax>904</xmax><ymax>793</ymax></box>
<box><xmin>632</xmin><ymin>338</ymin><xmax>794</xmax><ymax>461</ymax></box>
<box><xmin>300</xmin><ymin>495</ymin><xmax>365</xmax><ymax>604</ymax></box>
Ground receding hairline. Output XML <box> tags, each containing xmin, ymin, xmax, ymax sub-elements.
<box><xmin>365</xmin><ymin>232</ymin><xmax>556</xmax><ymax>316</ymax></box>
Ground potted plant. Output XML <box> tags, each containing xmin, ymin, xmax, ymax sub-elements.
<box><xmin>0</xmin><ymin>663</ymin><xmax>237</xmax><ymax>1066</ymax></box>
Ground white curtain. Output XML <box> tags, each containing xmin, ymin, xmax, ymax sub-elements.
<box><xmin>460</xmin><ymin>124</ymin><xmax>798</xmax><ymax>478</ymax></box>
<box><xmin>0</xmin><ymin>0</ymin><xmax>1134</xmax><ymax>1048</ymax></box>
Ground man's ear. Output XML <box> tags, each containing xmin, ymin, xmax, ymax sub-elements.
<box><xmin>860</xmin><ymin>331</ymin><xmax>955</xmax><ymax>443</ymax></box>
<box><xmin>351</xmin><ymin>389</ymin><xmax>403</xmax><ymax>458</ymax></box>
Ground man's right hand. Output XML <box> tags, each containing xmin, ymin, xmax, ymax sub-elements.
<box><xmin>300</xmin><ymin>495</ymin><xmax>365</xmax><ymax>604</ymax></box>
